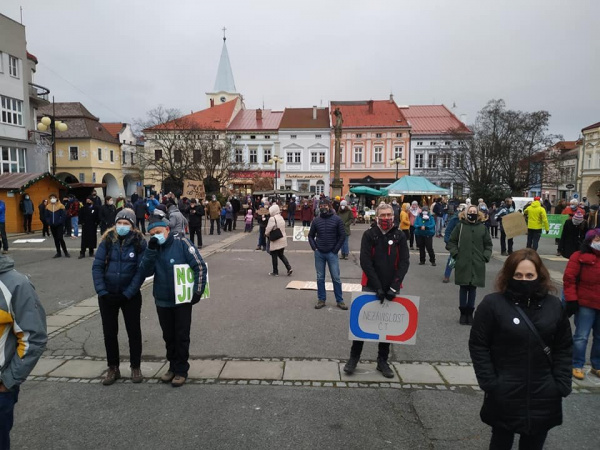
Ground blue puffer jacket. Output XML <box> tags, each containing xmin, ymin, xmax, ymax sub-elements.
<box><xmin>140</xmin><ymin>232</ymin><xmax>207</xmax><ymax>308</ymax></box>
<box><xmin>308</xmin><ymin>210</ymin><xmax>345</xmax><ymax>253</ymax></box>
<box><xmin>0</xmin><ymin>201</ymin><xmax>5</xmax><ymax>223</ymax></box>
<box><xmin>414</xmin><ymin>214</ymin><xmax>435</xmax><ymax>237</ymax></box>
<box><xmin>92</xmin><ymin>228</ymin><xmax>147</xmax><ymax>299</ymax></box>
<box><xmin>444</xmin><ymin>212</ymin><xmax>460</xmax><ymax>243</ymax></box>
<box><xmin>45</xmin><ymin>202</ymin><xmax>66</xmax><ymax>226</ymax></box>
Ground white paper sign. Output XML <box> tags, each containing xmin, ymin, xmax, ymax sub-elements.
<box><xmin>349</xmin><ymin>293</ymin><xmax>420</xmax><ymax>344</ymax></box>
<box><xmin>292</xmin><ymin>226</ymin><xmax>310</xmax><ymax>242</ymax></box>
<box><xmin>173</xmin><ymin>263</ymin><xmax>210</xmax><ymax>304</ymax></box>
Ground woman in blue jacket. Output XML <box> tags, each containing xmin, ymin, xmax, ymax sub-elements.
<box><xmin>414</xmin><ymin>205</ymin><xmax>436</xmax><ymax>266</ymax></box>
<box><xmin>44</xmin><ymin>193</ymin><xmax>70</xmax><ymax>258</ymax></box>
<box><xmin>92</xmin><ymin>209</ymin><xmax>147</xmax><ymax>385</ymax></box>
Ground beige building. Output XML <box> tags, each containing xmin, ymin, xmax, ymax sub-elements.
<box><xmin>37</xmin><ymin>102</ymin><xmax>123</xmax><ymax>199</ymax></box>
<box><xmin>579</xmin><ymin>121</ymin><xmax>600</xmax><ymax>204</ymax></box>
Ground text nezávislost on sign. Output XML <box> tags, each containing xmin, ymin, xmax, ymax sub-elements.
<box><xmin>292</xmin><ymin>226</ymin><xmax>310</xmax><ymax>242</ymax></box>
<box><xmin>349</xmin><ymin>293</ymin><xmax>420</xmax><ymax>344</ymax></box>
<box><xmin>173</xmin><ymin>263</ymin><xmax>210</xmax><ymax>304</ymax></box>
<box><xmin>541</xmin><ymin>214</ymin><xmax>569</xmax><ymax>239</ymax></box>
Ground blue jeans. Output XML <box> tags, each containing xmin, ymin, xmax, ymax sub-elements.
<box><xmin>435</xmin><ymin>216</ymin><xmax>443</xmax><ymax>236</ymax></box>
<box><xmin>71</xmin><ymin>216</ymin><xmax>79</xmax><ymax>237</ymax></box>
<box><xmin>0</xmin><ymin>387</ymin><xmax>19</xmax><ymax>450</ymax></box>
<box><xmin>341</xmin><ymin>235</ymin><xmax>349</xmax><ymax>256</ymax></box>
<box><xmin>459</xmin><ymin>285</ymin><xmax>477</xmax><ymax>308</ymax></box>
<box><xmin>314</xmin><ymin>250</ymin><xmax>343</xmax><ymax>303</ymax></box>
<box><xmin>444</xmin><ymin>254</ymin><xmax>454</xmax><ymax>278</ymax></box>
<box><xmin>288</xmin><ymin>215</ymin><xmax>295</xmax><ymax>227</ymax></box>
<box><xmin>573</xmin><ymin>305</ymin><xmax>600</xmax><ymax>369</ymax></box>
<box><xmin>526</xmin><ymin>228</ymin><xmax>542</xmax><ymax>251</ymax></box>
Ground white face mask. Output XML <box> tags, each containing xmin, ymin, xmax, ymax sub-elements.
<box><xmin>591</xmin><ymin>241</ymin><xmax>600</xmax><ymax>251</ymax></box>
<box><xmin>50</xmin><ymin>198</ymin><xmax>57</xmax><ymax>204</ymax></box>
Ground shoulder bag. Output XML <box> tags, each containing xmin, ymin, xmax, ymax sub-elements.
<box><xmin>269</xmin><ymin>218</ymin><xmax>284</xmax><ymax>241</ymax></box>
<box><xmin>511</xmin><ymin>303</ymin><xmax>553</xmax><ymax>365</ymax></box>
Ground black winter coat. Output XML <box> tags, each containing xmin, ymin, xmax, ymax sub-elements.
<box><xmin>469</xmin><ymin>292</ymin><xmax>572</xmax><ymax>435</ymax></box>
<box><xmin>558</xmin><ymin>219</ymin><xmax>587</xmax><ymax>259</ymax></box>
<box><xmin>134</xmin><ymin>199</ymin><xmax>147</xmax><ymax>219</ymax></box>
<box><xmin>188</xmin><ymin>205</ymin><xmax>204</xmax><ymax>228</ymax></box>
<box><xmin>79</xmin><ymin>203</ymin><xmax>99</xmax><ymax>248</ymax></box>
<box><xmin>99</xmin><ymin>204</ymin><xmax>117</xmax><ymax>228</ymax></box>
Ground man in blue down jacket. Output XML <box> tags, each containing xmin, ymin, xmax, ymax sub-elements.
<box><xmin>140</xmin><ymin>210</ymin><xmax>207</xmax><ymax>387</ymax></box>
<box><xmin>308</xmin><ymin>197</ymin><xmax>347</xmax><ymax>310</ymax></box>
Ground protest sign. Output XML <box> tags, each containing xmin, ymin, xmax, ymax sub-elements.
<box><xmin>183</xmin><ymin>179</ymin><xmax>205</xmax><ymax>200</ymax></box>
<box><xmin>349</xmin><ymin>293</ymin><xmax>420</xmax><ymax>344</ymax></box>
<box><xmin>502</xmin><ymin>212</ymin><xmax>528</xmax><ymax>239</ymax></box>
<box><xmin>173</xmin><ymin>263</ymin><xmax>210</xmax><ymax>304</ymax></box>
<box><xmin>292</xmin><ymin>226</ymin><xmax>310</xmax><ymax>242</ymax></box>
<box><xmin>541</xmin><ymin>214</ymin><xmax>569</xmax><ymax>239</ymax></box>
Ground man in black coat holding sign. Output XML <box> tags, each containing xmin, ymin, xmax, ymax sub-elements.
<box><xmin>344</xmin><ymin>203</ymin><xmax>410</xmax><ymax>378</ymax></box>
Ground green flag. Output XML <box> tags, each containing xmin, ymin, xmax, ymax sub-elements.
<box><xmin>541</xmin><ymin>214</ymin><xmax>569</xmax><ymax>239</ymax></box>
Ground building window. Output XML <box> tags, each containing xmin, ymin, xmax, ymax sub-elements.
<box><xmin>250</xmin><ymin>135</ymin><xmax>256</xmax><ymax>140</ymax></box>
<box><xmin>353</xmin><ymin>147</ymin><xmax>363</xmax><ymax>163</ymax></box>
<box><xmin>69</xmin><ymin>146</ymin><xmax>79</xmax><ymax>161</ymax></box>
<box><xmin>0</xmin><ymin>95</ymin><xmax>23</xmax><ymax>126</ymax></box>
<box><xmin>416</xmin><ymin>142</ymin><xmax>423</xmax><ymax>146</ymax></box>
<box><xmin>264</xmin><ymin>135</ymin><xmax>270</xmax><ymax>140</ymax></box>
<box><xmin>445</xmin><ymin>141</ymin><xmax>451</xmax><ymax>146</ymax></box>
<box><xmin>79</xmin><ymin>173</ymin><xmax>85</xmax><ymax>182</ymax></box>
<box><xmin>235</xmin><ymin>135</ymin><xmax>241</xmax><ymax>139</ymax></box>
<box><xmin>316</xmin><ymin>180</ymin><xmax>325</xmax><ymax>195</ymax></box>
<box><xmin>122</xmin><ymin>151</ymin><xmax>126</xmax><ymax>163</ymax></box>
<box><xmin>235</xmin><ymin>148</ymin><xmax>243</xmax><ymax>163</ymax></box>
<box><xmin>130</xmin><ymin>153</ymin><xmax>134</xmax><ymax>165</ymax></box>
<box><xmin>294</xmin><ymin>152</ymin><xmax>301</xmax><ymax>163</ymax></box>
<box><xmin>155</xmin><ymin>149</ymin><xmax>162</xmax><ymax>160</ymax></box>
<box><xmin>250</xmin><ymin>149</ymin><xmax>258</xmax><ymax>163</ymax></box>
<box><xmin>394</xmin><ymin>146</ymin><xmax>403</xmax><ymax>159</ymax></box>
<box><xmin>441</xmin><ymin>154</ymin><xmax>451</xmax><ymax>169</ymax></box>
<box><xmin>355</xmin><ymin>133</ymin><xmax>362</xmax><ymax>138</ymax></box>
<box><xmin>0</xmin><ymin>147</ymin><xmax>26</xmax><ymax>173</ymax></box>
<box><xmin>396</xmin><ymin>133</ymin><xmax>402</xmax><ymax>138</ymax></box>
<box><xmin>373</xmin><ymin>146</ymin><xmax>383</xmax><ymax>163</ymax></box>
<box><xmin>193</xmin><ymin>150</ymin><xmax>201</xmax><ymax>163</ymax></box>
<box><xmin>430</xmin><ymin>142</ymin><xmax>436</xmax><ymax>146</ymax></box>
<box><xmin>315</xmin><ymin>134</ymin><xmax>322</xmax><ymax>139</ymax></box>
<box><xmin>98</xmin><ymin>148</ymin><xmax>102</xmax><ymax>161</ymax></box>
<box><xmin>428</xmin><ymin>154</ymin><xmax>437</xmax><ymax>168</ymax></box>
<box><xmin>375</xmin><ymin>133</ymin><xmax>382</xmax><ymax>138</ymax></box>
<box><xmin>291</xmin><ymin>135</ymin><xmax>297</xmax><ymax>139</ymax></box>
<box><xmin>311</xmin><ymin>152</ymin><xmax>326</xmax><ymax>164</ymax></box>
<box><xmin>415</xmin><ymin>154</ymin><xmax>423</xmax><ymax>168</ymax></box>
<box><xmin>319</xmin><ymin>152</ymin><xmax>326</xmax><ymax>164</ymax></box>
<box><xmin>8</xmin><ymin>56</ymin><xmax>18</xmax><ymax>78</ymax></box>
<box><xmin>298</xmin><ymin>179</ymin><xmax>310</xmax><ymax>192</ymax></box>
<box><xmin>263</xmin><ymin>148</ymin><xmax>272</xmax><ymax>162</ymax></box>
<box><xmin>0</xmin><ymin>52</ymin><xmax>3</xmax><ymax>73</ymax></box>
<box><xmin>287</xmin><ymin>152</ymin><xmax>294</xmax><ymax>163</ymax></box>
<box><xmin>110</xmin><ymin>150</ymin><xmax>115</xmax><ymax>162</ymax></box>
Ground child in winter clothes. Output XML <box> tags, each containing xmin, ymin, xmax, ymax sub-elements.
<box><xmin>244</xmin><ymin>209</ymin><xmax>254</xmax><ymax>232</ymax></box>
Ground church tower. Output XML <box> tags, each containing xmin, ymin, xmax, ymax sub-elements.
<box><xmin>206</xmin><ymin>28</ymin><xmax>243</xmax><ymax>108</ymax></box>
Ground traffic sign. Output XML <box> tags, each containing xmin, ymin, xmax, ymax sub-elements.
<box><xmin>573</xmin><ymin>193</ymin><xmax>579</xmax><ymax>199</ymax></box>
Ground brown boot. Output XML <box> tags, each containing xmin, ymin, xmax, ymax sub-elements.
<box><xmin>171</xmin><ymin>375</ymin><xmax>186</xmax><ymax>387</ymax></box>
<box><xmin>160</xmin><ymin>370</ymin><xmax>175</xmax><ymax>383</ymax></box>
<box><xmin>131</xmin><ymin>367</ymin><xmax>143</xmax><ymax>383</ymax></box>
<box><xmin>102</xmin><ymin>366</ymin><xmax>121</xmax><ymax>386</ymax></box>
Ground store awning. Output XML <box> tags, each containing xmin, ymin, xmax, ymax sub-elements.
<box><xmin>349</xmin><ymin>186</ymin><xmax>382</xmax><ymax>196</ymax></box>
<box><xmin>381</xmin><ymin>176</ymin><xmax>450</xmax><ymax>196</ymax></box>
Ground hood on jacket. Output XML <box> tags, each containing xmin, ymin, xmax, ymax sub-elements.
<box><xmin>0</xmin><ymin>255</ymin><xmax>15</xmax><ymax>273</ymax></box>
<box><xmin>269</xmin><ymin>204</ymin><xmax>281</xmax><ymax>216</ymax></box>
<box><xmin>529</xmin><ymin>200</ymin><xmax>542</xmax><ymax>210</ymax></box>
<box><xmin>101</xmin><ymin>226</ymin><xmax>145</xmax><ymax>244</ymax></box>
<box><xmin>459</xmin><ymin>210</ymin><xmax>487</xmax><ymax>223</ymax></box>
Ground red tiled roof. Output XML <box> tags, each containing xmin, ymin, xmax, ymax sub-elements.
<box><xmin>146</xmin><ymin>99</ymin><xmax>238</xmax><ymax>131</ymax></box>
<box><xmin>402</xmin><ymin>105</ymin><xmax>471</xmax><ymax>135</ymax></box>
<box><xmin>280</xmin><ymin>107</ymin><xmax>330</xmax><ymax>129</ymax></box>
<box><xmin>555</xmin><ymin>140</ymin><xmax>580</xmax><ymax>151</ymax></box>
<box><xmin>101</xmin><ymin>122</ymin><xmax>124</xmax><ymax>139</ymax></box>
<box><xmin>330</xmin><ymin>100</ymin><xmax>409</xmax><ymax>128</ymax></box>
<box><xmin>228</xmin><ymin>109</ymin><xmax>283</xmax><ymax>131</ymax></box>
<box><xmin>582</xmin><ymin>121</ymin><xmax>600</xmax><ymax>132</ymax></box>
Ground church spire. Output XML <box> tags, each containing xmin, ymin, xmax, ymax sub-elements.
<box><xmin>213</xmin><ymin>28</ymin><xmax>236</xmax><ymax>93</ymax></box>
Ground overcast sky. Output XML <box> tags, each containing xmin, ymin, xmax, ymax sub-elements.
<box><xmin>3</xmin><ymin>0</ymin><xmax>599</xmax><ymax>139</ymax></box>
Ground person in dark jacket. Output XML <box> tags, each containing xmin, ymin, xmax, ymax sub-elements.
<box><xmin>558</xmin><ymin>211</ymin><xmax>587</xmax><ymax>259</ymax></box>
<box><xmin>140</xmin><ymin>210</ymin><xmax>207</xmax><ymax>387</ymax></box>
<box><xmin>133</xmin><ymin>197</ymin><xmax>148</xmax><ymax>234</ymax></box>
<box><xmin>337</xmin><ymin>200</ymin><xmax>353</xmax><ymax>259</ymax></box>
<box><xmin>344</xmin><ymin>203</ymin><xmax>409</xmax><ymax>378</ymax></box>
<box><xmin>91</xmin><ymin>189</ymin><xmax>102</xmax><ymax>209</ymax></box>
<box><xmin>300</xmin><ymin>199</ymin><xmax>313</xmax><ymax>226</ymax></box>
<box><xmin>495</xmin><ymin>198</ymin><xmax>516</xmax><ymax>255</ymax></box>
<box><xmin>442</xmin><ymin>203</ymin><xmax>466</xmax><ymax>283</ymax></box>
<box><xmin>308</xmin><ymin>197</ymin><xmax>347</xmax><ymax>310</ymax></box>
<box><xmin>414</xmin><ymin>205</ymin><xmax>436</xmax><ymax>265</ymax></box>
<box><xmin>255</xmin><ymin>205</ymin><xmax>270</xmax><ymax>251</ymax></box>
<box><xmin>287</xmin><ymin>197</ymin><xmax>297</xmax><ymax>227</ymax></box>
<box><xmin>99</xmin><ymin>196</ymin><xmax>117</xmax><ymax>235</ymax></box>
<box><xmin>45</xmin><ymin>193</ymin><xmax>70</xmax><ymax>258</ymax></box>
<box><xmin>38</xmin><ymin>199</ymin><xmax>49</xmax><ymax>237</ymax></box>
<box><xmin>470</xmin><ymin>249</ymin><xmax>572</xmax><ymax>450</ymax></box>
<box><xmin>78</xmin><ymin>196</ymin><xmax>100</xmax><ymax>258</ymax></box>
<box><xmin>92</xmin><ymin>209</ymin><xmax>147</xmax><ymax>385</ymax></box>
<box><xmin>230</xmin><ymin>196</ymin><xmax>241</xmax><ymax>230</ymax></box>
<box><xmin>432</xmin><ymin>198</ymin><xmax>444</xmax><ymax>237</ymax></box>
<box><xmin>19</xmin><ymin>194</ymin><xmax>34</xmax><ymax>233</ymax></box>
<box><xmin>187</xmin><ymin>198</ymin><xmax>204</xmax><ymax>248</ymax></box>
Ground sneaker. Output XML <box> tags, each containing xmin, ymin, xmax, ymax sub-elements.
<box><xmin>255</xmin><ymin>246</ymin><xmax>261</xmax><ymax>250</ymax></box>
<box><xmin>287</xmin><ymin>269</ymin><xmax>293</xmax><ymax>276</ymax></box>
<box><xmin>64</xmin><ymin>252</ymin><xmax>71</xmax><ymax>258</ymax></box>
<box><xmin>131</xmin><ymin>367</ymin><xmax>143</xmax><ymax>383</ymax></box>
<box><xmin>160</xmin><ymin>370</ymin><xmax>175</xmax><ymax>383</ymax></box>
<box><xmin>572</xmin><ymin>368</ymin><xmax>585</xmax><ymax>380</ymax></box>
<box><xmin>343</xmin><ymin>357</ymin><xmax>359</xmax><ymax>374</ymax></box>
<box><xmin>102</xmin><ymin>366</ymin><xmax>121</xmax><ymax>386</ymax></box>
<box><xmin>431</xmin><ymin>262</ymin><xmax>436</xmax><ymax>266</ymax></box>
<box><xmin>501</xmin><ymin>251</ymin><xmax>508</xmax><ymax>256</ymax></box>
<box><xmin>442</xmin><ymin>277</ymin><xmax>450</xmax><ymax>283</ymax></box>
<box><xmin>337</xmin><ymin>302</ymin><xmax>348</xmax><ymax>311</ymax></box>
<box><xmin>376</xmin><ymin>359</ymin><xmax>394</xmax><ymax>378</ymax></box>
<box><xmin>2</xmin><ymin>250</ymin><xmax>8</xmax><ymax>254</ymax></box>
<box><xmin>314</xmin><ymin>301</ymin><xmax>326</xmax><ymax>309</ymax></box>
<box><xmin>171</xmin><ymin>375</ymin><xmax>186</xmax><ymax>387</ymax></box>
<box><xmin>418</xmin><ymin>262</ymin><xmax>425</xmax><ymax>265</ymax></box>
<box><xmin>53</xmin><ymin>253</ymin><xmax>62</xmax><ymax>258</ymax></box>
<box><xmin>590</xmin><ymin>368</ymin><xmax>600</xmax><ymax>378</ymax></box>
<box><xmin>268</xmin><ymin>272</ymin><xmax>279</xmax><ymax>277</ymax></box>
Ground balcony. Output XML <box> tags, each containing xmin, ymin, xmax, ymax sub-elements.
<box><xmin>29</xmin><ymin>83</ymin><xmax>50</xmax><ymax>106</ymax></box>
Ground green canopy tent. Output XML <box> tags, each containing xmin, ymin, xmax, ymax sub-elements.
<box><xmin>380</xmin><ymin>176</ymin><xmax>450</xmax><ymax>197</ymax></box>
<box><xmin>349</xmin><ymin>186</ymin><xmax>382</xmax><ymax>196</ymax></box>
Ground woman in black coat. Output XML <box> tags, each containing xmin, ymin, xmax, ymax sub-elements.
<box><xmin>99</xmin><ymin>196</ymin><xmax>117</xmax><ymax>235</ymax></box>
<box><xmin>78</xmin><ymin>196</ymin><xmax>100</xmax><ymax>258</ymax></box>
<box><xmin>469</xmin><ymin>248</ymin><xmax>572</xmax><ymax>450</ymax></box>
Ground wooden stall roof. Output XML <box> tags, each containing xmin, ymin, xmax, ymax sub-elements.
<box><xmin>0</xmin><ymin>172</ymin><xmax>71</xmax><ymax>193</ymax></box>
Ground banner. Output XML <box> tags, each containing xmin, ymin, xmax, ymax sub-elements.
<box><xmin>292</xmin><ymin>226</ymin><xmax>310</xmax><ymax>242</ymax></box>
<box><xmin>183</xmin><ymin>179</ymin><xmax>205</xmax><ymax>200</ymax></box>
<box><xmin>541</xmin><ymin>214</ymin><xmax>569</xmax><ymax>239</ymax></box>
<box><xmin>349</xmin><ymin>293</ymin><xmax>420</xmax><ymax>344</ymax></box>
<box><xmin>173</xmin><ymin>263</ymin><xmax>210</xmax><ymax>304</ymax></box>
<box><xmin>502</xmin><ymin>212</ymin><xmax>528</xmax><ymax>239</ymax></box>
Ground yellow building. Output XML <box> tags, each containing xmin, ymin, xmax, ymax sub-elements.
<box><xmin>38</xmin><ymin>102</ymin><xmax>124</xmax><ymax>199</ymax></box>
<box><xmin>579</xmin><ymin>121</ymin><xmax>600</xmax><ymax>204</ymax></box>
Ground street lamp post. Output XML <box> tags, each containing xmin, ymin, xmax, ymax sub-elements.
<box><xmin>389</xmin><ymin>157</ymin><xmax>406</xmax><ymax>180</ymax></box>
<box><xmin>268</xmin><ymin>156</ymin><xmax>284</xmax><ymax>193</ymax></box>
<box><xmin>37</xmin><ymin>97</ymin><xmax>67</xmax><ymax>175</ymax></box>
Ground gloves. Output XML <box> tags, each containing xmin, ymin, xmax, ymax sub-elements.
<box><xmin>148</xmin><ymin>237</ymin><xmax>160</xmax><ymax>250</ymax></box>
<box><xmin>191</xmin><ymin>292</ymin><xmax>202</xmax><ymax>305</ymax></box>
<box><xmin>385</xmin><ymin>288</ymin><xmax>398</xmax><ymax>301</ymax></box>
<box><xmin>565</xmin><ymin>301</ymin><xmax>579</xmax><ymax>318</ymax></box>
<box><xmin>376</xmin><ymin>289</ymin><xmax>386</xmax><ymax>304</ymax></box>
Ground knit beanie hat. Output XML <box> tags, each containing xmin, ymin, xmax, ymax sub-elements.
<box><xmin>572</xmin><ymin>211</ymin><xmax>584</xmax><ymax>226</ymax></box>
<box><xmin>319</xmin><ymin>197</ymin><xmax>332</xmax><ymax>207</ymax></box>
<box><xmin>115</xmin><ymin>208</ymin><xmax>135</xmax><ymax>227</ymax></box>
<box><xmin>147</xmin><ymin>210</ymin><xmax>169</xmax><ymax>231</ymax></box>
<box><xmin>340</xmin><ymin>200</ymin><xmax>348</xmax><ymax>207</ymax></box>
<box><xmin>584</xmin><ymin>228</ymin><xmax>600</xmax><ymax>242</ymax></box>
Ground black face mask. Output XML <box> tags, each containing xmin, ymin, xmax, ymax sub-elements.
<box><xmin>320</xmin><ymin>208</ymin><xmax>329</xmax><ymax>216</ymax></box>
<box><xmin>467</xmin><ymin>213</ymin><xmax>478</xmax><ymax>222</ymax></box>
<box><xmin>507</xmin><ymin>278</ymin><xmax>541</xmax><ymax>300</ymax></box>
